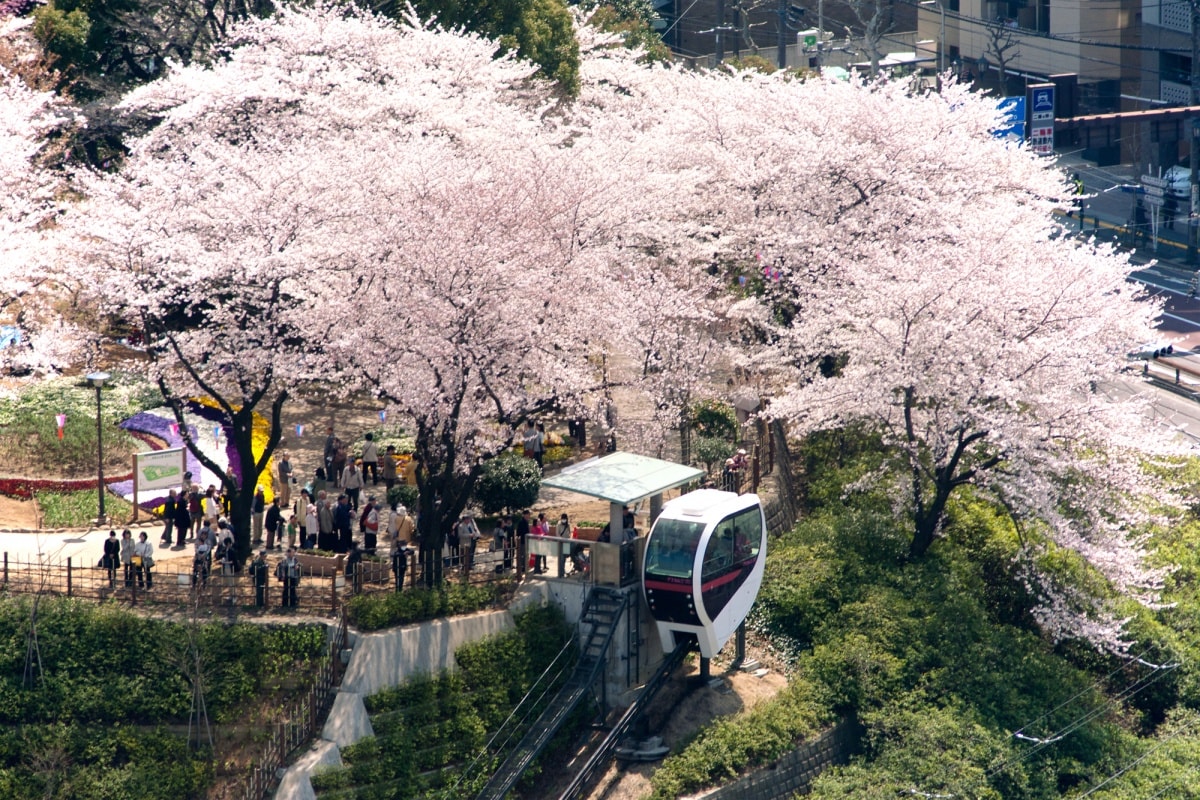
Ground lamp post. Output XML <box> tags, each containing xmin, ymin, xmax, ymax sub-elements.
<box><xmin>86</xmin><ymin>372</ymin><xmax>110</xmax><ymax>524</ymax></box>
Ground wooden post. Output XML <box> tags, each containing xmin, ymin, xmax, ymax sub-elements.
<box><xmin>3</xmin><ymin>552</ymin><xmax>6</xmax><ymax>586</ymax></box>
<box><xmin>331</xmin><ymin>572</ymin><xmax>338</xmax><ymax>614</ymax></box>
<box><xmin>67</xmin><ymin>556</ymin><xmax>72</xmax><ymax>597</ymax></box>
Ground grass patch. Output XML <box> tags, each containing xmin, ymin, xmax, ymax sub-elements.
<box><xmin>35</xmin><ymin>489</ymin><xmax>136</xmax><ymax>528</ymax></box>
<box><xmin>0</xmin><ymin>375</ymin><xmax>160</xmax><ymax>481</ymax></box>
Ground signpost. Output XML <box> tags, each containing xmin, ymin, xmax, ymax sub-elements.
<box><xmin>1141</xmin><ymin>173</ymin><xmax>1167</xmax><ymax>247</ymax></box>
<box><xmin>131</xmin><ymin>447</ymin><xmax>187</xmax><ymax>521</ymax></box>
<box><xmin>1027</xmin><ymin>83</ymin><xmax>1055</xmax><ymax>156</ymax></box>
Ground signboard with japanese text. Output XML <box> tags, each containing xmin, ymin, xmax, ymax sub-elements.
<box><xmin>1026</xmin><ymin>83</ymin><xmax>1055</xmax><ymax>156</ymax></box>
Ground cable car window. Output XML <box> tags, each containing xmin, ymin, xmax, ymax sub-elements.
<box><xmin>644</xmin><ymin>519</ymin><xmax>705</xmax><ymax>579</ymax></box>
<box><xmin>702</xmin><ymin>518</ymin><xmax>737</xmax><ymax>581</ymax></box>
<box><xmin>733</xmin><ymin>506</ymin><xmax>761</xmax><ymax>562</ymax></box>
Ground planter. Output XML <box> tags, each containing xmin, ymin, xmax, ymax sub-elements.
<box><xmin>574</xmin><ymin>526</ymin><xmax>604</xmax><ymax>542</ymax></box>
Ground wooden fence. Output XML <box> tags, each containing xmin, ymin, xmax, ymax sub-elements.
<box><xmin>240</xmin><ymin>610</ymin><xmax>349</xmax><ymax>799</ymax></box>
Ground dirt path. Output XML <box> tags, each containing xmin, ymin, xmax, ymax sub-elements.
<box><xmin>528</xmin><ymin>636</ymin><xmax>788</xmax><ymax>800</ymax></box>
<box><xmin>0</xmin><ymin>495</ymin><xmax>37</xmax><ymax>529</ymax></box>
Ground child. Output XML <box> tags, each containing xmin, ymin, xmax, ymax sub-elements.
<box><xmin>286</xmin><ymin>514</ymin><xmax>299</xmax><ymax>550</ymax></box>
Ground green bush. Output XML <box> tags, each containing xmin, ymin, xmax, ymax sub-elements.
<box><xmin>385</xmin><ymin>484</ymin><xmax>417</xmax><ymax>512</ymax></box>
<box><xmin>693</xmin><ymin>435</ymin><xmax>734</xmax><ymax>474</ymax></box>
<box><xmin>649</xmin><ymin>680</ymin><xmax>831</xmax><ymax>800</ymax></box>
<box><xmin>344</xmin><ymin>583</ymin><xmax>500</xmax><ymax>631</ymax></box>
<box><xmin>0</xmin><ymin>597</ymin><xmax>326</xmax><ymax>798</ymax></box>
<box><xmin>688</xmin><ymin>398</ymin><xmax>737</xmax><ymax>441</ymax></box>
<box><xmin>471</xmin><ymin>452</ymin><xmax>541</xmax><ymax>515</ymax></box>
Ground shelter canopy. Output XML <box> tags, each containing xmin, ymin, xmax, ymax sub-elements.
<box><xmin>541</xmin><ymin>452</ymin><xmax>704</xmax><ymax>506</ymax></box>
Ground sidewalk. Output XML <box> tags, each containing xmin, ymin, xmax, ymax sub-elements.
<box><xmin>1057</xmin><ymin>151</ymin><xmax>1195</xmax><ymax>272</ymax></box>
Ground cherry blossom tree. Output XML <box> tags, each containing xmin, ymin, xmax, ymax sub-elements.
<box><xmin>52</xmin><ymin>6</ymin><xmax>699</xmax><ymax>571</ymax></box>
<box><xmin>0</xmin><ymin>66</ymin><xmax>87</xmax><ymax>375</ymax></box>
<box><xmin>689</xmin><ymin>74</ymin><xmax>1174</xmax><ymax>644</ymax></box>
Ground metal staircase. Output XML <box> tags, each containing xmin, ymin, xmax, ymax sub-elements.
<box><xmin>556</xmin><ymin>641</ymin><xmax>690</xmax><ymax>800</ymax></box>
<box><xmin>473</xmin><ymin>587</ymin><xmax>628</xmax><ymax>800</ymax></box>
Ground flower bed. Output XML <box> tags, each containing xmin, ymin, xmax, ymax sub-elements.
<box><xmin>110</xmin><ymin>399</ymin><xmax>276</xmax><ymax>513</ymax></box>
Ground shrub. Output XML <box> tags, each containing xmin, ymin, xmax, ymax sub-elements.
<box><xmin>649</xmin><ymin>680</ymin><xmax>831</xmax><ymax>800</ymax></box>
<box><xmin>385</xmin><ymin>484</ymin><xmax>417</xmax><ymax>512</ymax></box>
<box><xmin>688</xmin><ymin>398</ymin><xmax>737</xmax><ymax>441</ymax></box>
<box><xmin>345</xmin><ymin>583</ymin><xmax>501</xmax><ymax>631</ymax></box>
<box><xmin>693</xmin><ymin>435</ymin><xmax>734</xmax><ymax>474</ymax></box>
<box><xmin>471</xmin><ymin>452</ymin><xmax>541</xmax><ymax>515</ymax></box>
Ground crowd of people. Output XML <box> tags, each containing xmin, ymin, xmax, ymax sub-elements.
<box><xmin>99</xmin><ymin>420</ymin><xmax>639</xmax><ymax>607</ymax></box>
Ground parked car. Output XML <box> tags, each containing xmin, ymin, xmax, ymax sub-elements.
<box><xmin>1166</xmin><ymin>164</ymin><xmax>1192</xmax><ymax>199</ymax></box>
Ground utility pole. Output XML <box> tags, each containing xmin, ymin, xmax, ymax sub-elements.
<box><xmin>1190</xmin><ymin>0</ymin><xmax>1199</xmax><ymax>264</ymax></box>
<box><xmin>716</xmin><ymin>0</ymin><xmax>726</xmax><ymax>62</ymax></box>
<box><xmin>817</xmin><ymin>0</ymin><xmax>824</xmax><ymax>69</ymax></box>
<box><xmin>777</xmin><ymin>0</ymin><xmax>787</xmax><ymax>68</ymax></box>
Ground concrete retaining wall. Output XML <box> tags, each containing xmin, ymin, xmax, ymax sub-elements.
<box><xmin>278</xmin><ymin>583</ymin><xmax>553</xmax><ymax>798</ymax></box>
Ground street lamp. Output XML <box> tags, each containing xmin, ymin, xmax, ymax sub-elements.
<box><xmin>919</xmin><ymin>0</ymin><xmax>946</xmax><ymax>76</ymax></box>
<box><xmin>86</xmin><ymin>371</ymin><xmax>111</xmax><ymax>525</ymax></box>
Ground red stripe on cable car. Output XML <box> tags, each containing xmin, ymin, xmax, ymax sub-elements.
<box><xmin>645</xmin><ymin>579</ymin><xmax>691</xmax><ymax>592</ymax></box>
<box><xmin>700</xmin><ymin>567</ymin><xmax>748</xmax><ymax>592</ymax></box>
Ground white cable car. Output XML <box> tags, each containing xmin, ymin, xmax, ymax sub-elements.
<box><xmin>642</xmin><ymin>489</ymin><xmax>767</xmax><ymax>658</ymax></box>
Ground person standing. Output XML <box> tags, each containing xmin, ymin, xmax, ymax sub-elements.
<box><xmin>361</xmin><ymin>433</ymin><xmax>379</xmax><ymax>486</ymax></box>
<box><xmin>381</xmin><ymin>445</ymin><xmax>398</xmax><ymax>491</ymax></box>
<box><xmin>317</xmin><ymin>491</ymin><xmax>335</xmax><ymax>551</ymax></box>
<box><xmin>120</xmin><ymin>529</ymin><xmax>136</xmax><ymax>588</ymax></box>
<box><xmin>251</xmin><ymin>485</ymin><xmax>266</xmax><ymax>545</ymax></box>
<box><xmin>161</xmin><ymin>489</ymin><xmax>178</xmax><ymax>547</ymax></box>
<box><xmin>202</xmin><ymin>486</ymin><xmax>221</xmax><ymax>529</ymax></box>
<box><xmin>276</xmin><ymin>548</ymin><xmax>301</xmax><ymax>608</ymax></box>
<box><xmin>188</xmin><ymin>488</ymin><xmax>203</xmax><ymax>539</ymax></box>
<box><xmin>305</xmin><ymin>503</ymin><xmax>319</xmax><ymax>549</ymax></box>
<box><xmin>388</xmin><ymin>505</ymin><xmax>415</xmax><ymax>551</ymax></box>
<box><xmin>531</xmin><ymin>512</ymin><xmax>549</xmax><ymax>573</ymax></box>
<box><xmin>173</xmin><ymin>489</ymin><xmax>192</xmax><ymax>546</ymax></box>
<box><xmin>515</xmin><ymin>510</ymin><xmax>531</xmax><ymax>576</ymax></box>
<box><xmin>276</xmin><ymin>452</ymin><xmax>294</xmax><ymax>508</ymax></box>
<box><xmin>361</xmin><ymin>497</ymin><xmax>380</xmax><ymax>555</ymax></box>
<box><xmin>331</xmin><ymin>438</ymin><xmax>348</xmax><ymax>488</ymax></box>
<box><xmin>342</xmin><ymin>462</ymin><xmax>364</xmax><ymax>511</ymax></box>
<box><xmin>334</xmin><ymin>494</ymin><xmax>353</xmax><ymax>553</ymax></box>
<box><xmin>102</xmin><ymin>530</ymin><xmax>120</xmax><ymax>588</ymax></box>
<box><xmin>323</xmin><ymin>427</ymin><xmax>337</xmax><ymax>485</ymax></box>
<box><xmin>248</xmin><ymin>548</ymin><xmax>269</xmax><ymax>608</ymax></box>
<box><xmin>264</xmin><ymin>496</ymin><xmax>283</xmax><ymax>550</ymax></box>
<box><xmin>447</xmin><ymin>518</ymin><xmax>461</xmax><ymax>569</ymax></box>
<box><xmin>391</xmin><ymin>538</ymin><xmax>410</xmax><ymax>591</ymax></box>
<box><xmin>459</xmin><ymin>516</ymin><xmax>481</xmax><ymax>573</ymax></box>
<box><xmin>556</xmin><ymin>513</ymin><xmax>571</xmax><ymax>539</ymax></box>
<box><xmin>193</xmin><ymin>530</ymin><xmax>213</xmax><ymax>588</ymax></box>
<box><xmin>134</xmin><ymin>531</ymin><xmax>155</xmax><ymax>590</ymax></box>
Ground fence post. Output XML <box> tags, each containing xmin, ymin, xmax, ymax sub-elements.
<box><xmin>331</xmin><ymin>572</ymin><xmax>338</xmax><ymax>615</ymax></box>
<box><xmin>3</xmin><ymin>551</ymin><xmax>7</xmax><ymax>586</ymax></box>
<box><xmin>66</xmin><ymin>556</ymin><xmax>72</xmax><ymax>597</ymax></box>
